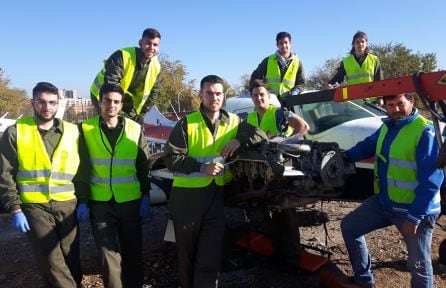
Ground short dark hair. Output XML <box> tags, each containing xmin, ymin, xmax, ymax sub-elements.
<box><xmin>350</xmin><ymin>31</ymin><xmax>369</xmax><ymax>54</ymax></box>
<box><xmin>249</xmin><ymin>79</ymin><xmax>270</xmax><ymax>94</ymax></box>
<box><xmin>99</xmin><ymin>83</ymin><xmax>124</xmax><ymax>101</ymax></box>
<box><xmin>32</xmin><ymin>82</ymin><xmax>58</xmax><ymax>99</ymax></box>
<box><xmin>142</xmin><ymin>28</ymin><xmax>161</xmax><ymax>39</ymax></box>
<box><xmin>382</xmin><ymin>93</ymin><xmax>414</xmax><ymax>104</ymax></box>
<box><xmin>200</xmin><ymin>75</ymin><xmax>224</xmax><ymax>90</ymax></box>
<box><xmin>276</xmin><ymin>32</ymin><xmax>291</xmax><ymax>44</ymax></box>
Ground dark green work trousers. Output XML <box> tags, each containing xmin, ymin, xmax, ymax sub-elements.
<box><xmin>90</xmin><ymin>199</ymin><xmax>143</xmax><ymax>288</ymax></box>
<box><xmin>169</xmin><ymin>182</ymin><xmax>225</xmax><ymax>288</ymax></box>
<box><xmin>22</xmin><ymin>199</ymin><xmax>82</xmax><ymax>288</ymax></box>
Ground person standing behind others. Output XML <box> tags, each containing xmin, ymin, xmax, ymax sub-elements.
<box><xmin>326</xmin><ymin>31</ymin><xmax>383</xmax><ymax>104</ymax></box>
<box><xmin>90</xmin><ymin>28</ymin><xmax>161</xmax><ymax>125</ymax></box>
<box><xmin>247</xmin><ymin>79</ymin><xmax>309</xmax><ymax>267</ymax></box>
<box><xmin>249</xmin><ymin>31</ymin><xmax>305</xmax><ymax>101</ymax></box>
<box><xmin>341</xmin><ymin>93</ymin><xmax>443</xmax><ymax>288</ymax></box>
<box><xmin>77</xmin><ymin>83</ymin><xmax>151</xmax><ymax>288</ymax></box>
<box><xmin>248</xmin><ymin>79</ymin><xmax>309</xmax><ymax>139</ymax></box>
<box><xmin>163</xmin><ymin>75</ymin><xmax>268</xmax><ymax>288</ymax></box>
<box><xmin>0</xmin><ymin>82</ymin><xmax>83</xmax><ymax>287</ymax></box>
<box><xmin>327</xmin><ymin>31</ymin><xmax>383</xmax><ymax>88</ymax></box>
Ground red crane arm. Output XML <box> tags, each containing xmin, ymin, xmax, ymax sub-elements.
<box><xmin>333</xmin><ymin>71</ymin><xmax>446</xmax><ymax>102</ymax></box>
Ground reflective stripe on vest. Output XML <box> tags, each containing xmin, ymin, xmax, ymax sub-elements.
<box><xmin>16</xmin><ymin>117</ymin><xmax>80</xmax><ymax>203</ymax></box>
<box><xmin>247</xmin><ymin>105</ymin><xmax>292</xmax><ymax>136</ymax></box>
<box><xmin>265</xmin><ymin>54</ymin><xmax>299</xmax><ymax>98</ymax></box>
<box><xmin>343</xmin><ymin>54</ymin><xmax>377</xmax><ymax>85</ymax></box>
<box><xmin>374</xmin><ymin>115</ymin><xmax>431</xmax><ymax>204</ymax></box>
<box><xmin>82</xmin><ymin>116</ymin><xmax>142</xmax><ymax>203</ymax></box>
<box><xmin>19</xmin><ymin>184</ymin><xmax>75</xmax><ymax>193</ymax></box>
<box><xmin>17</xmin><ymin>170</ymin><xmax>76</xmax><ymax>181</ymax></box>
<box><xmin>173</xmin><ymin>112</ymin><xmax>240</xmax><ymax>188</ymax></box>
<box><xmin>91</xmin><ymin>175</ymin><xmax>138</xmax><ymax>184</ymax></box>
<box><xmin>90</xmin><ymin>47</ymin><xmax>161</xmax><ymax>114</ymax></box>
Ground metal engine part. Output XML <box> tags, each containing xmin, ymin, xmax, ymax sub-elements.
<box><xmin>224</xmin><ymin>139</ymin><xmax>356</xmax><ymax>209</ymax></box>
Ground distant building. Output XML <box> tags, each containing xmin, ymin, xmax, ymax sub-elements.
<box><xmin>65</xmin><ymin>97</ymin><xmax>92</xmax><ymax>114</ymax></box>
<box><xmin>58</xmin><ymin>89</ymin><xmax>78</xmax><ymax>99</ymax></box>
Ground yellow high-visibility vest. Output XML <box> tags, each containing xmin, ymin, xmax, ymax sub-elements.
<box><xmin>173</xmin><ymin>111</ymin><xmax>240</xmax><ymax>188</ymax></box>
<box><xmin>90</xmin><ymin>47</ymin><xmax>161</xmax><ymax>114</ymax></box>
<box><xmin>265</xmin><ymin>54</ymin><xmax>299</xmax><ymax>98</ymax></box>
<box><xmin>16</xmin><ymin>117</ymin><xmax>80</xmax><ymax>203</ymax></box>
<box><xmin>247</xmin><ymin>105</ymin><xmax>292</xmax><ymax>136</ymax></box>
<box><xmin>374</xmin><ymin>115</ymin><xmax>431</xmax><ymax>204</ymax></box>
<box><xmin>82</xmin><ymin>116</ymin><xmax>142</xmax><ymax>202</ymax></box>
<box><xmin>343</xmin><ymin>53</ymin><xmax>377</xmax><ymax>85</ymax></box>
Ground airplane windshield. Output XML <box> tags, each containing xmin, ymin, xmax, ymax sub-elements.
<box><xmin>295</xmin><ymin>100</ymin><xmax>387</xmax><ymax>135</ymax></box>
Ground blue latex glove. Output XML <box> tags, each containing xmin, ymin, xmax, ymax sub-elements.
<box><xmin>76</xmin><ymin>203</ymin><xmax>90</xmax><ymax>223</ymax></box>
<box><xmin>139</xmin><ymin>195</ymin><xmax>151</xmax><ymax>221</ymax></box>
<box><xmin>12</xmin><ymin>212</ymin><xmax>30</xmax><ymax>233</ymax></box>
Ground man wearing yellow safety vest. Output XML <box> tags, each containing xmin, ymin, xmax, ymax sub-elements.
<box><xmin>247</xmin><ymin>79</ymin><xmax>309</xmax><ymax>138</ymax></box>
<box><xmin>90</xmin><ymin>28</ymin><xmax>161</xmax><ymax>125</ymax></box>
<box><xmin>247</xmin><ymin>79</ymin><xmax>309</xmax><ymax>267</ymax></box>
<box><xmin>0</xmin><ymin>82</ymin><xmax>83</xmax><ymax>287</ymax></box>
<box><xmin>326</xmin><ymin>31</ymin><xmax>383</xmax><ymax>104</ymax></box>
<box><xmin>77</xmin><ymin>83</ymin><xmax>151</xmax><ymax>288</ymax></box>
<box><xmin>341</xmin><ymin>93</ymin><xmax>443</xmax><ymax>288</ymax></box>
<box><xmin>249</xmin><ymin>31</ymin><xmax>305</xmax><ymax>100</ymax></box>
<box><xmin>163</xmin><ymin>75</ymin><xmax>268</xmax><ymax>288</ymax></box>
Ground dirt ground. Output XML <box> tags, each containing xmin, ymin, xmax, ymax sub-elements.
<box><xmin>1</xmin><ymin>201</ymin><xmax>446</xmax><ymax>288</ymax></box>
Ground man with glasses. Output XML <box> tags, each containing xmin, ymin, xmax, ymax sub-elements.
<box><xmin>77</xmin><ymin>83</ymin><xmax>150</xmax><ymax>287</ymax></box>
<box><xmin>0</xmin><ymin>82</ymin><xmax>83</xmax><ymax>287</ymax></box>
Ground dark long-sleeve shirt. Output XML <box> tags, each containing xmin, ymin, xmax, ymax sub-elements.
<box><xmin>328</xmin><ymin>53</ymin><xmax>384</xmax><ymax>85</ymax></box>
<box><xmin>249</xmin><ymin>54</ymin><xmax>305</xmax><ymax>93</ymax></box>
<box><xmin>163</xmin><ymin>106</ymin><xmax>268</xmax><ymax>174</ymax></box>
<box><xmin>76</xmin><ymin>116</ymin><xmax>150</xmax><ymax>203</ymax></box>
<box><xmin>0</xmin><ymin>119</ymin><xmax>84</xmax><ymax>213</ymax></box>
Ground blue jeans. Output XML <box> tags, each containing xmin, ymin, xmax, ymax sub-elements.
<box><xmin>340</xmin><ymin>195</ymin><xmax>437</xmax><ymax>288</ymax></box>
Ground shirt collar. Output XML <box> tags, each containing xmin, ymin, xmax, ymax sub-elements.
<box><xmin>36</xmin><ymin>118</ymin><xmax>62</xmax><ymax>134</ymax></box>
<box><xmin>135</xmin><ymin>47</ymin><xmax>151</xmax><ymax>66</ymax></box>
<box><xmin>53</xmin><ymin>118</ymin><xmax>63</xmax><ymax>131</ymax></box>
<box><xmin>382</xmin><ymin>108</ymin><xmax>419</xmax><ymax>127</ymax></box>
<box><xmin>99</xmin><ymin>116</ymin><xmax>124</xmax><ymax>129</ymax></box>
<box><xmin>199</xmin><ymin>104</ymin><xmax>231</xmax><ymax>124</ymax></box>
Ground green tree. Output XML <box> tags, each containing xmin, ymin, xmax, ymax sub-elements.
<box><xmin>221</xmin><ymin>74</ymin><xmax>250</xmax><ymax>101</ymax></box>
<box><xmin>223</xmin><ymin>81</ymin><xmax>239</xmax><ymax>99</ymax></box>
<box><xmin>151</xmin><ymin>56</ymin><xmax>244</xmax><ymax>112</ymax></box>
<box><xmin>238</xmin><ymin>73</ymin><xmax>251</xmax><ymax>95</ymax></box>
<box><xmin>370</xmin><ymin>42</ymin><xmax>437</xmax><ymax>78</ymax></box>
<box><xmin>306</xmin><ymin>58</ymin><xmax>342</xmax><ymax>90</ymax></box>
<box><xmin>151</xmin><ymin>54</ymin><xmax>198</xmax><ymax>113</ymax></box>
<box><xmin>0</xmin><ymin>67</ymin><xmax>31</xmax><ymax>118</ymax></box>
<box><xmin>64</xmin><ymin>105</ymin><xmax>77</xmax><ymax>123</ymax></box>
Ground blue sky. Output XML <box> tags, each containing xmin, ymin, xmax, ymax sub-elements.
<box><xmin>1</xmin><ymin>0</ymin><xmax>445</xmax><ymax>98</ymax></box>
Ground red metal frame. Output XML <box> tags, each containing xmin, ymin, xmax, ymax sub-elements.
<box><xmin>235</xmin><ymin>231</ymin><xmax>329</xmax><ymax>272</ymax></box>
<box><xmin>333</xmin><ymin>71</ymin><xmax>446</xmax><ymax>102</ymax></box>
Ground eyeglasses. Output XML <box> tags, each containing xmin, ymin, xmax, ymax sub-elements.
<box><xmin>102</xmin><ymin>99</ymin><xmax>122</xmax><ymax>105</ymax></box>
<box><xmin>34</xmin><ymin>99</ymin><xmax>59</xmax><ymax>106</ymax></box>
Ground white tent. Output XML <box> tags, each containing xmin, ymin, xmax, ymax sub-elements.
<box><xmin>144</xmin><ymin>105</ymin><xmax>177</xmax><ymax>127</ymax></box>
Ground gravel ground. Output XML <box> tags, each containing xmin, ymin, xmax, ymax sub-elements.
<box><xmin>1</xmin><ymin>201</ymin><xmax>446</xmax><ymax>288</ymax></box>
